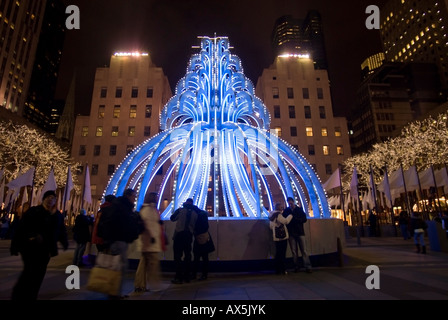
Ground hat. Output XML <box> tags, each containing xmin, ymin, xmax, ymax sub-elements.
<box><xmin>42</xmin><ymin>190</ymin><xmax>57</xmax><ymax>201</ymax></box>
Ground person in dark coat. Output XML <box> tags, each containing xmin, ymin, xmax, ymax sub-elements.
<box><xmin>97</xmin><ymin>188</ymin><xmax>139</xmax><ymax>299</ymax></box>
<box><xmin>91</xmin><ymin>194</ymin><xmax>116</xmax><ymax>253</ymax></box>
<box><xmin>10</xmin><ymin>190</ymin><xmax>68</xmax><ymax>300</ymax></box>
<box><xmin>170</xmin><ymin>198</ymin><xmax>199</xmax><ymax>284</ymax></box>
<box><xmin>72</xmin><ymin>209</ymin><xmax>93</xmax><ymax>266</ymax></box>
<box><xmin>282</xmin><ymin>196</ymin><xmax>312</xmax><ymax>273</ymax></box>
<box><xmin>192</xmin><ymin>208</ymin><xmax>214</xmax><ymax>281</ymax></box>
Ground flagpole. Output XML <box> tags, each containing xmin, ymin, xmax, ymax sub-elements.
<box><xmin>338</xmin><ymin>165</ymin><xmax>346</xmax><ymax>222</ymax></box>
<box><xmin>384</xmin><ymin>164</ymin><xmax>397</xmax><ymax>236</ymax></box>
<box><xmin>29</xmin><ymin>166</ymin><xmax>36</xmax><ymax>207</ymax></box>
<box><xmin>369</xmin><ymin>165</ymin><xmax>379</xmax><ymax>213</ymax></box>
<box><xmin>354</xmin><ymin>166</ymin><xmax>363</xmax><ymax>241</ymax></box>
<box><xmin>63</xmin><ymin>166</ymin><xmax>70</xmax><ymax>213</ymax></box>
<box><xmin>430</xmin><ymin>164</ymin><xmax>441</xmax><ymax>214</ymax></box>
<box><xmin>400</xmin><ymin>163</ymin><xmax>412</xmax><ymax>214</ymax></box>
<box><xmin>413</xmin><ymin>164</ymin><xmax>427</xmax><ymax>220</ymax></box>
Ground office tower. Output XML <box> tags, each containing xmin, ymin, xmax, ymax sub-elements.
<box><xmin>271</xmin><ymin>10</ymin><xmax>328</xmax><ymax>70</ymax></box>
<box><xmin>361</xmin><ymin>52</ymin><xmax>386</xmax><ymax>79</ymax></box>
<box><xmin>255</xmin><ymin>54</ymin><xmax>351</xmax><ymax>183</ymax></box>
<box><xmin>0</xmin><ymin>0</ymin><xmax>47</xmax><ymax>115</ymax></box>
<box><xmin>380</xmin><ymin>0</ymin><xmax>448</xmax><ymax>93</ymax></box>
<box><xmin>350</xmin><ymin>61</ymin><xmax>441</xmax><ymax>155</ymax></box>
<box><xmin>23</xmin><ymin>0</ymin><xmax>66</xmax><ymax>134</ymax></box>
<box><xmin>70</xmin><ymin>52</ymin><xmax>172</xmax><ymax>201</ymax></box>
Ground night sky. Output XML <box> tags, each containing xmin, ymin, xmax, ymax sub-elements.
<box><xmin>56</xmin><ymin>0</ymin><xmax>389</xmax><ymax>118</ymax></box>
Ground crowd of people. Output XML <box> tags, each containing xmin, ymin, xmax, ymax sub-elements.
<box><xmin>7</xmin><ymin>186</ymin><xmax>448</xmax><ymax>300</ymax></box>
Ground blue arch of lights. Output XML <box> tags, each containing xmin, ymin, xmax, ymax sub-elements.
<box><xmin>103</xmin><ymin>36</ymin><xmax>331</xmax><ymax>219</ymax></box>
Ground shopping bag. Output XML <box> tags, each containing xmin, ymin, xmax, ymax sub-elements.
<box><xmin>86</xmin><ymin>252</ymin><xmax>122</xmax><ymax>296</ymax></box>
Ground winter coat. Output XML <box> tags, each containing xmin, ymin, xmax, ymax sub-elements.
<box><xmin>10</xmin><ymin>205</ymin><xmax>68</xmax><ymax>257</ymax></box>
<box><xmin>137</xmin><ymin>203</ymin><xmax>163</xmax><ymax>253</ymax></box>
<box><xmin>282</xmin><ymin>205</ymin><xmax>307</xmax><ymax>236</ymax></box>
<box><xmin>269</xmin><ymin>210</ymin><xmax>293</xmax><ymax>241</ymax></box>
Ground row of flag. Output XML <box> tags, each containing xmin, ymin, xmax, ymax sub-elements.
<box><xmin>323</xmin><ymin>164</ymin><xmax>448</xmax><ymax>209</ymax></box>
<box><xmin>0</xmin><ymin>165</ymin><xmax>94</xmax><ymax>217</ymax></box>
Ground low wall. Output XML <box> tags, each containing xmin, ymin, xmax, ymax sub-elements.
<box><xmin>126</xmin><ymin>218</ymin><xmax>345</xmax><ymax>265</ymax></box>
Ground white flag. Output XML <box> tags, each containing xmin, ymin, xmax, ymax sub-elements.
<box><xmin>41</xmin><ymin>167</ymin><xmax>57</xmax><ymax>196</ymax></box>
<box><xmin>7</xmin><ymin>167</ymin><xmax>35</xmax><ymax>189</ymax></box>
<box><xmin>323</xmin><ymin>168</ymin><xmax>341</xmax><ymax>191</ymax></box>
<box><xmin>404</xmin><ymin>165</ymin><xmax>419</xmax><ymax>192</ymax></box>
<box><xmin>435</xmin><ymin>167</ymin><xmax>448</xmax><ymax>188</ymax></box>
<box><xmin>83</xmin><ymin>165</ymin><xmax>92</xmax><ymax>205</ymax></box>
<box><xmin>62</xmin><ymin>166</ymin><xmax>74</xmax><ymax>210</ymax></box>
<box><xmin>0</xmin><ymin>177</ymin><xmax>4</xmax><ymax>207</ymax></box>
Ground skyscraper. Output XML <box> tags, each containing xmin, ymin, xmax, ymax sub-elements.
<box><xmin>380</xmin><ymin>0</ymin><xmax>448</xmax><ymax>94</ymax></box>
<box><xmin>23</xmin><ymin>0</ymin><xmax>66</xmax><ymax>134</ymax></box>
<box><xmin>271</xmin><ymin>10</ymin><xmax>328</xmax><ymax>70</ymax></box>
<box><xmin>0</xmin><ymin>0</ymin><xmax>47</xmax><ymax>115</ymax></box>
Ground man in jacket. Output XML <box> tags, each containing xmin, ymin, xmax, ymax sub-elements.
<box><xmin>72</xmin><ymin>209</ymin><xmax>93</xmax><ymax>267</ymax></box>
<box><xmin>98</xmin><ymin>188</ymin><xmax>138</xmax><ymax>299</ymax></box>
<box><xmin>10</xmin><ymin>190</ymin><xmax>68</xmax><ymax>300</ymax></box>
<box><xmin>282</xmin><ymin>196</ymin><xmax>312</xmax><ymax>273</ymax></box>
<box><xmin>170</xmin><ymin>198</ymin><xmax>199</xmax><ymax>284</ymax></box>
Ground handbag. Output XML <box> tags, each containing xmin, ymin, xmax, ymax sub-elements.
<box><xmin>275</xmin><ymin>224</ymin><xmax>287</xmax><ymax>239</ymax></box>
<box><xmin>86</xmin><ymin>252</ymin><xmax>122</xmax><ymax>296</ymax></box>
<box><xmin>195</xmin><ymin>232</ymin><xmax>210</xmax><ymax>245</ymax></box>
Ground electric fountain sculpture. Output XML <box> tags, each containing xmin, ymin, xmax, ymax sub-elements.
<box><xmin>103</xmin><ymin>36</ymin><xmax>345</xmax><ymax>265</ymax></box>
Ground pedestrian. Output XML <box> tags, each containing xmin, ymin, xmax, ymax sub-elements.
<box><xmin>91</xmin><ymin>194</ymin><xmax>116</xmax><ymax>253</ymax></box>
<box><xmin>282</xmin><ymin>196</ymin><xmax>312</xmax><ymax>273</ymax></box>
<box><xmin>192</xmin><ymin>208</ymin><xmax>214</xmax><ymax>281</ymax></box>
<box><xmin>170</xmin><ymin>198</ymin><xmax>199</xmax><ymax>284</ymax></box>
<box><xmin>134</xmin><ymin>192</ymin><xmax>165</xmax><ymax>292</ymax></box>
<box><xmin>0</xmin><ymin>212</ymin><xmax>11</xmax><ymax>239</ymax></box>
<box><xmin>398</xmin><ymin>210</ymin><xmax>410</xmax><ymax>240</ymax></box>
<box><xmin>97</xmin><ymin>188</ymin><xmax>140</xmax><ymax>299</ymax></box>
<box><xmin>368</xmin><ymin>209</ymin><xmax>378</xmax><ymax>237</ymax></box>
<box><xmin>269</xmin><ymin>202</ymin><xmax>293</xmax><ymax>275</ymax></box>
<box><xmin>410</xmin><ymin>211</ymin><xmax>428</xmax><ymax>254</ymax></box>
<box><xmin>442</xmin><ymin>211</ymin><xmax>448</xmax><ymax>239</ymax></box>
<box><xmin>72</xmin><ymin>209</ymin><xmax>93</xmax><ymax>267</ymax></box>
<box><xmin>9</xmin><ymin>190</ymin><xmax>68</xmax><ymax>300</ymax></box>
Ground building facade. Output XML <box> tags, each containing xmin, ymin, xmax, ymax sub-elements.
<box><xmin>23</xmin><ymin>0</ymin><xmax>66</xmax><ymax>134</ymax></box>
<box><xmin>255</xmin><ymin>55</ymin><xmax>351</xmax><ymax>184</ymax></box>
<box><xmin>271</xmin><ymin>11</ymin><xmax>328</xmax><ymax>70</ymax></box>
<box><xmin>380</xmin><ymin>0</ymin><xmax>448</xmax><ymax>94</ymax></box>
<box><xmin>350</xmin><ymin>61</ymin><xmax>442</xmax><ymax>155</ymax></box>
<box><xmin>70</xmin><ymin>52</ymin><xmax>172</xmax><ymax>202</ymax></box>
<box><xmin>0</xmin><ymin>0</ymin><xmax>46</xmax><ymax>115</ymax></box>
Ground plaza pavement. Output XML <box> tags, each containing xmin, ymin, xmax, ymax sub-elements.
<box><xmin>1</xmin><ymin>234</ymin><xmax>448</xmax><ymax>303</ymax></box>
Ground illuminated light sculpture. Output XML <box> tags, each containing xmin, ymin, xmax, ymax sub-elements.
<box><xmin>103</xmin><ymin>36</ymin><xmax>331</xmax><ymax>220</ymax></box>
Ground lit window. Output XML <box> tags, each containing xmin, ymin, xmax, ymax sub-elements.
<box><xmin>274</xmin><ymin>127</ymin><xmax>282</xmax><ymax>137</ymax></box>
<box><xmin>306</xmin><ymin>127</ymin><xmax>313</xmax><ymax>136</ymax></box>
<box><xmin>337</xmin><ymin>146</ymin><xmax>344</xmax><ymax>155</ymax></box>
<box><xmin>95</xmin><ymin>126</ymin><xmax>103</xmax><ymax>137</ymax></box>
<box><xmin>335</xmin><ymin>127</ymin><xmax>341</xmax><ymax>137</ymax></box>
<box><xmin>111</xmin><ymin>126</ymin><xmax>118</xmax><ymax>137</ymax></box>
<box><xmin>113</xmin><ymin>105</ymin><xmax>120</xmax><ymax>118</ymax></box>
<box><xmin>128</xmin><ymin>126</ymin><xmax>136</xmax><ymax>137</ymax></box>
<box><xmin>323</xmin><ymin>145</ymin><xmax>330</xmax><ymax>155</ymax></box>
<box><xmin>321</xmin><ymin>128</ymin><xmax>328</xmax><ymax>136</ymax></box>
<box><xmin>145</xmin><ymin>105</ymin><xmax>152</xmax><ymax>118</ymax></box>
<box><xmin>98</xmin><ymin>105</ymin><xmax>105</xmax><ymax>118</ymax></box>
<box><xmin>129</xmin><ymin>105</ymin><xmax>137</xmax><ymax>118</ymax></box>
<box><xmin>81</xmin><ymin>126</ymin><xmax>88</xmax><ymax>137</ymax></box>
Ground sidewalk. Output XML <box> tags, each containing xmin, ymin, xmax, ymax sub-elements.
<box><xmin>1</xmin><ymin>235</ymin><xmax>448</xmax><ymax>301</ymax></box>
